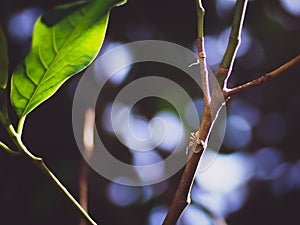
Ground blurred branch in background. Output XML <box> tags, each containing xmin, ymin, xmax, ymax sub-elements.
<box><xmin>79</xmin><ymin>108</ymin><xmax>95</xmax><ymax>225</ymax></box>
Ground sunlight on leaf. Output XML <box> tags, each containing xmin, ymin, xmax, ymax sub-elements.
<box><xmin>11</xmin><ymin>0</ymin><xmax>127</xmax><ymax>117</ymax></box>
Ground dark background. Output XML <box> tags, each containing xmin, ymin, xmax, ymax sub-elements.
<box><xmin>0</xmin><ymin>0</ymin><xmax>300</xmax><ymax>224</ymax></box>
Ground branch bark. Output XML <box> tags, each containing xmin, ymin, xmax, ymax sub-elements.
<box><xmin>226</xmin><ymin>54</ymin><xmax>300</xmax><ymax>97</ymax></box>
<box><xmin>163</xmin><ymin>1</ymin><xmax>213</xmax><ymax>224</ymax></box>
<box><xmin>163</xmin><ymin>1</ymin><xmax>248</xmax><ymax>224</ymax></box>
<box><xmin>215</xmin><ymin>0</ymin><xmax>248</xmax><ymax>88</ymax></box>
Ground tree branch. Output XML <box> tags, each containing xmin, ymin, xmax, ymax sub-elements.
<box><xmin>163</xmin><ymin>1</ymin><xmax>213</xmax><ymax>224</ymax></box>
<box><xmin>226</xmin><ymin>54</ymin><xmax>300</xmax><ymax>97</ymax></box>
<box><xmin>163</xmin><ymin>1</ymin><xmax>250</xmax><ymax>224</ymax></box>
<box><xmin>215</xmin><ymin>0</ymin><xmax>248</xmax><ymax>88</ymax></box>
<box><xmin>163</xmin><ymin>1</ymin><xmax>297</xmax><ymax>224</ymax></box>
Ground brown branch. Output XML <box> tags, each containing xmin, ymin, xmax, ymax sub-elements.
<box><xmin>164</xmin><ymin>0</ymin><xmax>297</xmax><ymax>224</ymax></box>
<box><xmin>226</xmin><ymin>54</ymin><xmax>300</xmax><ymax>97</ymax></box>
<box><xmin>163</xmin><ymin>1</ymin><xmax>213</xmax><ymax>224</ymax></box>
<box><xmin>162</xmin><ymin>108</ymin><xmax>212</xmax><ymax>225</ymax></box>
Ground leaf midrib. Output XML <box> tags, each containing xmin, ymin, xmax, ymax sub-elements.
<box><xmin>20</xmin><ymin>8</ymin><xmax>87</xmax><ymax>117</ymax></box>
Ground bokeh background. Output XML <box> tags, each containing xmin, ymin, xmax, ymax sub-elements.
<box><xmin>0</xmin><ymin>0</ymin><xmax>300</xmax><ymax>224</ymax></box>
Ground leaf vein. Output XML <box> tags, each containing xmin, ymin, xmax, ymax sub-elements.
<box><xmin>52</xmin><ymin>27</ymin><xmax>58</xmax><ymax>54</ymax></box>
<box><xmin>66</xmin><ymin>17</ymin><xmax>76</xmax><ymax>29</ymax></box>
<box><xmin>20</xmin><ymin>11</ymin><xmax>86</xmax><ymax>116</ymax></box>
<box><xmin>14</xmin><ymin>84</ymin><xmax>30</xmax><ymax>100</ymax></box>
<box><xmin>24</xmin><ymin>69</ymin><xmax>38</xmax><ymax>86</ymax></box>
<box><xmin>79</xmin><ymin>8</ymin><xmax>86</xmax><ymax>16</ymax></box>
<box><xmin>38</xmin><ymin>46</ymin><xmax>49</xmax><ymax>70</ymax></box>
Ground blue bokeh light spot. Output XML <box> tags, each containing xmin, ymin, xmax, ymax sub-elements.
<box><xmin>271</xmin><ymin>163</ymin><xmax>296</xmax><ymax>195</ymax></box>
<box><xmin>254</xmin><ymin>147</ymin><xmax>283</xmax><ymax>180</ymax></box>
<box><xmin>94</xmin><ymin>41</ymin><xmax>132</xmax><ymax>85</ymax></box>
<box><xmin>7</xmin><ymin>8</ymin><xmax>41</xmax><ymax>43</ymax></box>
<box><xmin>180</xmin><ymin>205</ymin><xmax>211</xmax><ymax>225</ymax></box>
<box><xmin>229</xmin><ymin>99</ymin><xmax>260</xmax><ymax>127</ymax></box>
<box><xmin>280</xmin><ymin>0</ymin><xmax>300</xmax><ymax>16</ymax></box>
<box><xmin>148</xmin><ymin>206</ymin><xmax>168</xmax><ymax>225</ymax></box>
<box><xmin>223</xmin><ymin>115</ymin><xmax>252</xmax><ymax>149</ymax></box>
<box><xmin>107</xmin><ymin>178</ymin><xmax>140</xmax><ymax>206</ymax></box>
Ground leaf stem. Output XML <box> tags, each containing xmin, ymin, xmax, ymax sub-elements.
<box><xmin>5</xmin><ymin>123</ymin><xmax>97</xmax><ymax>225</ymax></box>
<box><xmin>17</xmin><ymin>116</ymin><xmax>26</xmax><ymax>136</ymax></box>
<box><xmin>215</xmin><ymin>0</ymin><xmax>248</xmax><ymax>88</ymax></box>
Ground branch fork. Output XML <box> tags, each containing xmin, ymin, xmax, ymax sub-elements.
<box><xmin>161</xmin><ymin>1</ymin><xmax>299</xmax><ymax>225</ymax></box>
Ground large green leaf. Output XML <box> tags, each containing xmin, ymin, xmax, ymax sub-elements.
<box><xmin>11</xmin><ymin>0</ymin><xmax>126</xmax><ymax>118</ymax></box>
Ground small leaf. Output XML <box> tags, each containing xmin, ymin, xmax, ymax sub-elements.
<box><xmin>0</xmin><ymin>24</ymin><xmax>8</xmax><ymax>89</ymax></box>
<box><xmin>11</xmin><ymin>0</ymin><xmax>126</xmax><ymax>117</ymax></box>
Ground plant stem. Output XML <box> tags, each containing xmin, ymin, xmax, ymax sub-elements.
<box><xmin>215</xmin><ymin>0</ymin><xmax>248</xmax><ymax>88</ymax></box>
<box><xmin>226</xmin><ymin>54</ymin><xmax>300</xmax><ymax>96</ymax></box>
<box><xmin>163</xmin><ymin>1</ymin><xmax>213</xmax><ymax>224</ymax></box>
<box><xmin>5</xmin><ymin>123</ymin><xmax>98</xmax><ymax>225</ymax></box>
<box><xmin>17</xmin><ymin>116</ymin><xmax>26</xmax><ymax>136</ymax></box>
<box><xmin>196</xmin><ymin>0</ymin><xmax>204</xmax><ymax>39</ymax></box>
<box><xmin>0</xmin><ymin>140</ymin><xmax>19</xmax><ymax>155</ymax></box>
<box><xmin>163</xmin><ymin>1</ymin><xmax>250</xmax><ymax>224</ymax></box>
<box><xmin>40</xmin><ymin>160</ymin><xmax>97</xmax><ymax>225</ymax></box>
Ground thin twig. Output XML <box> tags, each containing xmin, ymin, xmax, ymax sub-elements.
<box><xmin>79</xmin><ymin>109</ymin><xmax>95</xmax><ymax>225</ymax></box>
<box><xmin>226</xmin><ymin>54</ymin><xmax>300</xmax><ymax>97</ymax></box>
<box><xmin>215</xmin><ymin>0</ymin><xmax>248</xmax><ymax>88</ymax></box>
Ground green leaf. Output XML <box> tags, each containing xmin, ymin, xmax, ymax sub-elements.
<box><xmin>11</xmin><ymin>0</ymin><xmax>126</xmax><ymax>118</ymax></box>
<box><xmin>0</xmin><ymin>24</ymin><xmax>8</xmax><ymax>90</ymax></box>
